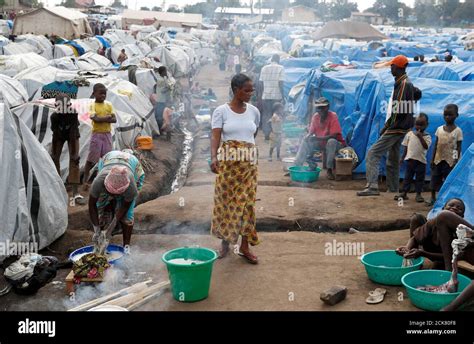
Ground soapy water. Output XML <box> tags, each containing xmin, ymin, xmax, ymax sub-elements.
<box><xmin>168</xmin><ymin>258</ymin><xmax>205</xmax><ymax>265</ymax></box>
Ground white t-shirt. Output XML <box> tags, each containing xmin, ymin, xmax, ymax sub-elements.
<box><xmin>402</xmin><ymin>131</ymin><xmax>432</xmax><ymax>164</ymax></box>
<box><xmin>211</xmin><ymin>103</ymin><xmax>260</xmax><ymax>144</ymax></box>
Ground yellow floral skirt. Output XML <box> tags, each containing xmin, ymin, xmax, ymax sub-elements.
<box><xmin>211</xmin><ymin>140</ymin><xmax>260</xmax><ymax>246</ymax></box>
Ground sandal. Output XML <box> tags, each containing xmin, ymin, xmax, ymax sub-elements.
<box><xmin>73</xmin><ymin>194</ymin><xmax>86</xmax><ymax>205</ymax></box>
<box><xmin>394</xmin><ymin>194</ymin><xmax>408</xmax><ymax>201</ymax></box>
<box><xmin>238</xmin><ymin>251</ymin><xmax>258</xmax><ymax>264</ymax></box>
<box><xmin>425</xmin><ymin>199</ymin><xmax>435</xmax><ymax>207</ymax></box>
<box><xmin>366</xmin><ymin>288</ymin><xmax>387</xmax><ymax>304</ymax></box>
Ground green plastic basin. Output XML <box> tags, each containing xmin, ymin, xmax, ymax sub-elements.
<box><xmin>361</xmin><ymin>250</ymin><xmax>424</xmax><ymax>286</ymax></box>
<box><xmin>402</xmin><ymin>270</ymin><xmax>471</xmax><ymax>311</ymax></box>
<box><xmin>288</xmin><ymin>166</ymin><xmax>321</xmax><ymax>183</ymax></box>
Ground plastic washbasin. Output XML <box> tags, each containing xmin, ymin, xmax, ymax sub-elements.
<box><xmin>402</xmin><ymin>270</ymin><xmax>472</xmax><ymax>311</ymax></box>
<box><xmin>288</xmin><ymin>166</ymin><xmax>321</xmax><ymax>183</ymax></box>
<box><xmin>69</xmin><ymin>244</ymin><xmax>125</xmax><ymax>265</ymax></box>
<box><xmin>283</xmin><ymin>127</ymin><xmax>306</xmax><ymax>138</ymax></box>
<box><xmin>360</xmin><ymin>250</ymin><xmax>424</xmax><ymax>286</ymax></box>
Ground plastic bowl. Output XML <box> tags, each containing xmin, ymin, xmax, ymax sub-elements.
<box><xmin>402</xmin><ymin>270</ymin><xmax>472</xmax><ymax>311</ymax></box>
<box><xmin>360</xmin><ymin>250</ymin><xmax>424</xmax><ymax>286</ymax></box>
<box><xmin>288</xmin><ymin>166</ymin><xmax>321</xmax><ymax>183</ymax></box>
<box><xmin>283</xmin><ymin>127</ymin><xmax>306</xmax><ymax>138</ymax></box>
<box><xmin>69</xmin><ymin>244</ymin><xmax>125</xmax><ymax>265</ymax></box>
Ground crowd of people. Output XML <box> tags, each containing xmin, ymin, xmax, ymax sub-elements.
<box><xmin>207</xmin><ymin>32</ymin><xmax>473</xmax><ymax>310</ymax></box>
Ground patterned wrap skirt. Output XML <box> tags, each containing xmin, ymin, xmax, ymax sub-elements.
<box><xmin>211</xmin><ymin>140</ymin><xmax>260</xmax><ymax>246</ymax></box>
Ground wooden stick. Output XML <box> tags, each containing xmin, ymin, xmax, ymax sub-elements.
<box><xmin>127</xmin><ymin>290</ymin><xmax>165</xmax><ymax>311</ymax></box>
<box><xmin>68</xmin><ymin>279</ymin><xmax>152</xmax><ymax>311</ymax></box>
<box><xmin>101</xmin><ymin>281</ymin><xmax>170</xmax><ymax>308</ymax></box>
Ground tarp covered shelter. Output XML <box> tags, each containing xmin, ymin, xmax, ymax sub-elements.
<box><xmin>314</xmin><ymin>21</ymin><xmax>387</xmax><ymax>41</ymax></box>
<box><xmin>0</xmin><ymin>104</ymin><xmax>68</xmax><ymax>258</ymax></box>
<box><xmin>12</xmin><ymin>6</ymin><xmax>92</xmax><ymax>39</ymax></box>
<box><xmin>122</xmin><ymin>9</ymin><xmax>202</xmax><ymax>29</ymax></box>
<box><xmin>0</xmin><ymin>74</ymin><xmax>29</xmax><ymax>108</ymax></box>
<box><xmin>428</xmin><ymin>143</ymin><xmax>474</xmax><ymax>222</ymax></box>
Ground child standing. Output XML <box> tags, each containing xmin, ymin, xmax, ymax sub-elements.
<box><xmin>50</xmin><ymin>94</ymin><xmax>85</xmax><ymax>205</ymax></box>
<box><xmin>428</xmin><ymin>104</ymin><xmax>463</xmax><ymax>205</ymax></box>
<box><xmin>83</xmin><ymin>83</ymin><xmax>116</xmax><ymax>190</ymax></box>
<box><xmin>395</xmin><ymin>113</ymin><xmax>431</xmax><ymax>203</ymax></box>
<box><xmin>268</xmin><ymin>102</ymin><xmax>284</xmax><ymax>162</ymax></box>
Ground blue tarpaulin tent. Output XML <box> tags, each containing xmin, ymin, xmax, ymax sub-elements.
<box><xmin>410</xmin><ymin>62</ymin><xmax>474</xmax><ymax>81</ymax></box>
<box><xmin>428</xmin><ymin>143</ymin><xmax>474</xmax><ymax>222</ymax></box>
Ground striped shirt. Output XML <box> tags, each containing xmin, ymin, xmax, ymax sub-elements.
<box><xmin>259</xmin><ymin>62</ymin><xmax>285</xmax><ymax>100</ymax></box>
<box><xmin>384</xmin><ymin>74</ymin><xmax>416</xmax><ymax>135</ymax></box>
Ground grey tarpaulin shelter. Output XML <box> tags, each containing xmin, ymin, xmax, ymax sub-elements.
<box><xmin>0</xmin><ymin>104</ymin><xmax>68</xmax><ymax>258</ymax></box>
<box><xmin>313</xmin><ymin>21</ymin><xmax>387</xmax><ymax>41</ymax></box>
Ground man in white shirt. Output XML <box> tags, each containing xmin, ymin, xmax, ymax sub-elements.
<box><xmin>259</xmin><ymin>54</ymin><xmax>285</xmax><ymax>140</ymax></box>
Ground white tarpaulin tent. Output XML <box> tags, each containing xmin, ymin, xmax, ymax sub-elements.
<box><xmin>12</xmin><ymin>98</ymin><xmax>148</xmax><ymax>181</ymax></box>
<box><xmin>0</xmin><ymin>53</ymin><xmax>49</xmax><ymax>78</ymax></box>
<box><xmin>49</xmin><ymin>52</ymin><xmax>113</xmax><ymax>71</ymax></box>
<box><xmin>0</xmin><ymin>75</ymin><xmax>29</xmax><ymax>108</ymax></box>
<box><xmin>1</xmin><ymin>42</ymin><xmax>37</xmax><ymax>55</ymax></box>
<box><xmin>14</xmin><ymin>68</ymin><xmax>159</xmax><ymax>137</ymax></box>
<box><xmin>0</xmin><ymin>104</ymin><xmax>68</xmax><ymax>257</ymax></box>
<box><xmin>12</xmin><ymin>6</ymin><xmax>92</xmax><ymax>39</ymax></box>
<box><xmin>148</xmin><ymin>45</ymin><xmax>190</xmax><ymax>77</ymax></box>
<box><xmin>15</xmin><ymin>35</ymin><xmax>54</xmax><ymax>60</ymax></box>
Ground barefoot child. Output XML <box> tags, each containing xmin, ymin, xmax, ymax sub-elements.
<box><xmin>427</xmin><ymin>104</ymin><xmax>463</xmax><ymax>205</ymax></box>
<box><xmin>395</xmin><ymin>113</ymin><xmax>431</xmax><ymax>203</ymax></box>
<box><xmin>268</xmin><ymin>102</ymin><xmax>284</xmax><ymax>162</ymax></box>
<box><xmin>50</xmin><ymin>94</ymin><xmax>85</xmax><ymax>205</ymax></box>
<box><xmin>83</xmin><ymin>83</ymin><xmax>116</xmax><ymax>190</ymax></box>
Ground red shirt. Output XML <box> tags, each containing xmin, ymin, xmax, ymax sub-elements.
<box><xmin>309</xmin><ymin>111</ymin><xmax>346</xmax><ymax>148</ymax></box>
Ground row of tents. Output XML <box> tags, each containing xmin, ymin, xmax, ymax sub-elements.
<box><xmin>0</xmin><ymin>20</ymin><xmax>219</xmax><ymax>258</ymax></box>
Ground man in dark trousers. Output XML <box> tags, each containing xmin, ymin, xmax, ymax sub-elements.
<box><xmin>358</xmin><ymin>55</ymin><xmax>417</xmax><ymax>196</ymax></box>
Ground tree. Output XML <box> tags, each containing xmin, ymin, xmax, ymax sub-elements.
<box><xmin>414</xmin><ymin>2</ymin><xmax>440</xmax><ymax>26</ymax></box>
<box><xmin>111</xmin><ymin>0</ymin><xmax>125</xmax><ymax>8</ymax></box>
<box><xmin>452</xmin><ymin>1</ymin><xmax>474</xmax><ymax>24</ymax></box>
<box><xmin>437</xmin><ymin>0</ymin><xmax>460</xmax><ymax>25</ymax></box>
<box><xmin>167</xmin><ymin>6</ymin><xmax>182</xmax><ymax>12</ymax></box>
<box><xmin>140</xmin><ymin>6</ymin><xmax>150</xmax><ymax>11</ymax></box>
<box><xmin>61</xmin><ymin>0</ymin><xmax>77</xmax><ymax>8</ymax></box>
<box><xmin>152</xmin><ymin>6</ymin><xmax>162</xmax><ymax>11</ymax></box>
<box><xmin>184</xmin><ymin>2</ymin><xmax>216</xmax><ymax>17</ymax></box>
<box><xmin>329</xmin><ymin>0</ymin><xmax>358</xmax><ymax>21</ymax></box>
<box><xmin>367</xmin><ymin>0</ymin><xmax>411</xmax><ymax>23</ymax></box>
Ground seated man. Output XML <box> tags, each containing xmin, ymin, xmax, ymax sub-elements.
<box><xmin>294</xmin><ymin>97</ymin><xmax>346</xmax><ymax>180</ymax></box>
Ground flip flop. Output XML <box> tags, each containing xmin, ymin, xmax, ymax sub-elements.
<box><xmin>238</xmin><ymin>251</ymin><xmax>258</xmax><ymax>265</ymax></box>
<box><xmin>366</xmin><ymin>288</ymin><xmax>387</xmax><ymax>304</ymax></box>
<box><xmin>73</xmin><ymin>194</ymin><xmax>86</xmax><ymax>205</ymax></box>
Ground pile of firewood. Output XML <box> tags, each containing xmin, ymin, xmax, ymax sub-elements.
<box><xmin>68</xmin><ymin>279</ymin><xmax>170</xmax><ymax>311</ymax></box>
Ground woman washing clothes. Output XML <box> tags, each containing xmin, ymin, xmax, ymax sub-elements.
<box><xmin>210</xmin><ymin>74</ymin><xmax>261</xmax><ymax>264</ymax></box>
<box><xmin>396</xmin><ymin>199</ymin><xmax>474</xmax><ymax>279</ymax></box>
<box><xmin>88</xmin><ymin>149</ymin><xmax>145</xmax><ymax>250</ymax></box>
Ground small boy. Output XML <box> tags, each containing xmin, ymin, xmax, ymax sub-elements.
<box><xmin>427</xmin><ymin>104</ymin><xmax>463</xmax><ymax>206</ymax></box>
<box><xmin>83</xmin><ymin>83</ymin><xmax>116</xmax><ymax>191</ymax></box>
<box><xmin>395</xmin><ymin>113</ymin><xmax>431</xmax><ymax>203</ymax></box>
<box><xmin>268</xmin><ymin>102</ymin><xmax>284</xmax><ymax>162</ymax></box>
<box><xmin>50</xmin><ymin>94</ymin><xmax>85</xmax><ymax>205</ymax></box>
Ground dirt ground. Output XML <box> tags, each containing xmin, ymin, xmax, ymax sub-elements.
<box><xmin>0</xmin><ymin>229</ymin><xmax>422</xmax><ymax>311</ymax></box>
<box><xmin>0</xmin><ymin>63</ymin><xmax>450</xmax><ymax>312</ymax></box>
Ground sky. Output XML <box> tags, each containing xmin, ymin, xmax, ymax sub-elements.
<box><xmin>44</xmin><ymin>0</ymin><xmax>416</xmax><ymax>12</ymax></box>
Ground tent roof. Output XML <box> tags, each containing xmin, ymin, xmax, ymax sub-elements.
<box><xmin>16</xmin><ymin>6</ymin><xmax>88</xmax><ymax>21</ymax></box>
<box><xmin>214</xmin><ymin>7</ymin><xmax>274</xmax><ymax>15</ymax></box>
<box><xmin>122</xmin><ymin>9</ymin><xmax>202</xmax><ymax>25</ymax></box>
<box><xmin>314</xmin><ymin>21</ymin><xmax>387</xmax><ymax>41</ymax></box>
